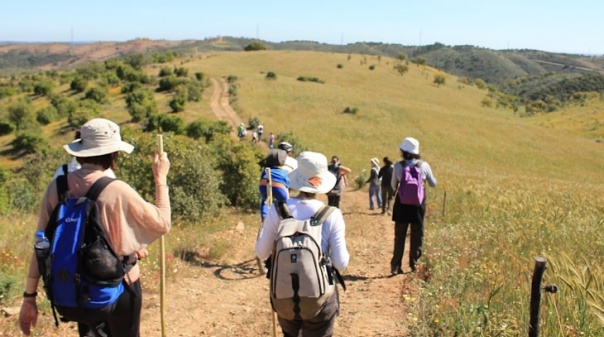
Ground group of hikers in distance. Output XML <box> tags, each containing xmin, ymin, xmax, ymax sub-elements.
<box><xmin>18</xmin><ymin>117</ymin><xmax>437</xmax><ymax>337</ymax></box>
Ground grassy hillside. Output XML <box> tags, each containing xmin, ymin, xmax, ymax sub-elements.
<box><xmin>1</xmin><ymin>50</ymin><xmax>603</xmax><ymax>335</ymax></box>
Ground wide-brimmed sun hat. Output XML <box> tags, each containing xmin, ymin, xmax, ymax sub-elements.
<box><xmin>64</xmin><ymin>118</ymin><xmax>134</xmax><ymax>157</ymax></box>
<box><xmin>289</xmin><ymin>151</ymin><xmax>336</xmax><ymax>194</ymax></box>
<box><xmin>371</xmin><ymin>157</ymin><xmax>379</xmax><ymax>166</ymax></box>
<box><xmin>400</xmin><ymin>137</ymin><xmax>420</xmax><ymax>154</ymax></box>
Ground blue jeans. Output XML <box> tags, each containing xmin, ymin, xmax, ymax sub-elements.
<box><xmin>368</xmin><ymin>184</ymin><xmax>382</xmax><ymax>209</ymax></box>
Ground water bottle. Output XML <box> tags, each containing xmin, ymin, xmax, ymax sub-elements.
<box><xmin>34</xmin><ymin>230</ymin><xmax>50</xmax><ymax>260</ymax></box>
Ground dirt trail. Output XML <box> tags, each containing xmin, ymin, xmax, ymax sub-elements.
<box><xmin>138</xmin><ymin>79</ymin><xmax>415</xmax><ymax>336</ymax></box>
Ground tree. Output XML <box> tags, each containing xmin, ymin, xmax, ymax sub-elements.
<box><xmin>70</xmin><ymin>77</ymin><xmax>88</xmax><ymax>93</ymax></box>
<box><xmin>244</xmin><ymin>41</ymin><xmax>268</xmax><ymax>51</ymax></box>
<box><xmin>393</xmin><ymin>64</ymin><xmax>409</xmax><ymax>76</ymax></box>
<box><xmin>434</xmin><ymin>74</ymin><xmax>446</xmax><ymax>87</ymax></box>
<box><xmin>8</xmin><ymin>101</ymin><xmax>34</xmax><ymax>131</ymax></box>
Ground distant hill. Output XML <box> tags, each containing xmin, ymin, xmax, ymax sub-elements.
<box><xmin>2</xmin><ymin>36</ymin><xmax>604</xmax><ymax>112</ymax></box>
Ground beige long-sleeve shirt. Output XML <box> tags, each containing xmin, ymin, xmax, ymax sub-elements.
<box><xmin>25</xmin><ymin>167</ymin><xmax>170</xmax><ymax>292</ymax></box>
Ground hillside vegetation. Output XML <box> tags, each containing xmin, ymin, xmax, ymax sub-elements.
<box><xmin>0</xmin><ymin>49</ymin><xmax>603</xmax><ymax>336</ymax></box>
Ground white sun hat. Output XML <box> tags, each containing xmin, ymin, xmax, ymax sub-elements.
<box><xmin>64</xmin><ymin>118</ymin><xmax>134</xmax><ymax>157</ymax></box>
<box><xmin>400</xmin><ymin>137</ymin><xmax>420</xmax><ymax>154</ymax></box>
<box><xmin>288</xmin><ymin>151</ymin><xmax>337</xmax><ymax>194</ymax></box>
<box><xmin>371</xmin><ymin>157</ymin><xmax>379</xmax><ymax>166</ymax></box>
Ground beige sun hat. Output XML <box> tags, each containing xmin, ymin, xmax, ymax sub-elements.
<box><xmin>64</xmin><ymin>118</ymin><xmax>134</xmax><ymax>157</ymax></box>
<box><xmin>288</xmin><ymin>151</ymin><xmax>337</xmax><ymax>194</ymax></box>
<box><xmin>400</xmin><ymin>137</ymin><xmax>420</xmax><ymax>154</ymax></box>
<box><xmin>371</xmin><ymin>157</ymin><xmax>379</xmax><ymax>166</ymax></box>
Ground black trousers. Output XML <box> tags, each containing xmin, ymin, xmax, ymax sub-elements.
<box><xmin>78</xmin><ymin>280</ymin><xmax>142</xmax><ymax>337</ymax></box>
<box><xmin>390</xmin><ymin>197</ymin><xmax>426</xmax><ymax>271</ymax></box>
<box><xmin>327</xmin><ymin>194</ymin><xmax>341</xmax><ymax>208</ymax></box>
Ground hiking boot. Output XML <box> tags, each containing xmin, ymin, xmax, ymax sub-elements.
<box><xmin>391</xmin><ymin>266</ymin><xmax>403</xmax><ymax>275</ymax></box>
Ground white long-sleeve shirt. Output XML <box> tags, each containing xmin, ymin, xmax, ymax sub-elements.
<box><xmin>255</xmin><ymin>197</ymin><xmax>350</xmax><ymax>270</ymax></box>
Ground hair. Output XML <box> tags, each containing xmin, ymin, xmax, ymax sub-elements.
<box><xmin>76</xmin><ymin>152</ymin><xmax>119</xmax><ymax>171</ymax></box>
<box><xmin>402</xmin><ymin>151</ymin><xmax>421</xmax><ymax>160</ymax></box>
<box><xmin>297</xmin><ymin>191</ymin><xmax>316</xmax><ymax>199</ymax></box>
<box><xmin>383</xmin><ymin>156</ymin><xmax>392</xmax><ymax>166</ymax></box>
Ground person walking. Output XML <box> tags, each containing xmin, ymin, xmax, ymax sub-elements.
<box><xmin>268</xmin><ymin>132</ymin><xmax>275</xmax><ymax>149</ymax></box>
<box><xmin>327</xmin><ymin>155</ymin><xmax>352</xmax><ymax>208</ymax></box>
<box><xmin>365</xmin><ymin>157</ymin><xmax>382</xmax><ymax>211</ymax></box>
<box><xmin>390</xmin><ymin>137</ymin><xmax>437</xmax><ymax>275</ymax></box>
<box><xmin>256</xmin><ymin>151</ymin><xmax>350</xmax><ymax>337</ymax></box>
<box><xmin>259</xmin><ymin>149</ymin><xmax>290</xmax><ymax>221</ymax></box>
<box><xmin>379</xmin><ymin>157</ymin><xmax>394</xmax><ymax>215</ymax></box>
<box><xmin>278</xmin><ymin>141</ymin><xmax>298</xmax><ymax>173</ymax></box>
<box><xmin>19</xmin><ymin>118</ymin><xmax>171</xmax><ymax>337</ymax></box>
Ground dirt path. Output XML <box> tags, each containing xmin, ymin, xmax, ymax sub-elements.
<box><xmin>135</xmin><ymin>79</ymin><xmax>415</xmax><ymax>336</ymax></box>
<box><xmin>209</xmin><ymin>77</ymin><xmax>244</xmax><ymax>133</ymax></box>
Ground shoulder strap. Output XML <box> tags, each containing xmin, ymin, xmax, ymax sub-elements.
<box><xmin>62</xmin><ymin>164</ymin><xmax>69</xmax><ymax>175</ymax></box>
<box><xmin>275</xmin><ymin>200</ymin><xmax>293</xmax><ymax>220</ymax></box>
<box><xmin>56</xmin><ymin>174</ymin><xmax>69</xmax><ymax>203</ymax></box>
<box><xmin>86</xmin><ymin>176</ymin><xmax>115</xmax><ymax>201</ymax></box>
<box><xmin>311</xmin><ymin>205</ymin><xmax>335</xmax><ymax>226</ymax></box>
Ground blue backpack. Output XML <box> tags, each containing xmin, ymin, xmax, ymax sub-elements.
<box><xmin>39</xmin><ymin>175</ymin><xmax>126</xmax><ymax>326</ymax></box>
<box><xmin>397</xmin><ymin>160</ymin><xmax>424</xmax><ymax>206</ymax></box>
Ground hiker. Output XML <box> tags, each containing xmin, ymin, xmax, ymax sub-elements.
<box><xmin>252</xmin><ymin>131</ymin><xmax>259</xmax><ymax>143</ymax></box>
<box><xmin>390</xmin><ymin>137</ymin><xmax>437</xmax><ymax>275</ymax></box>
<box><xmin>237</xmin><ymin>122</ymin><xmax>246</xmax><ymax>139</ymax></box>
<box><xmin>379</xmin><ymin>156</ymin><xmax>394</xmax><ymax>215</ymax></box>
<box><xmin>19</xmin><ymin>118</ymin><xmax>171</xmax><ymax>337</ymax></box>
<box><xmin>327</xmin><ymin>155</ymin><xmax>352</xmax><ymax>208</ymax></box>
<box><xmin>364</xmin><ymin>157</ymin><xmax>382</xmax><ymax>211</ymax></box>
<box><xmin>268</xmin><ymin>132</ymin><xmax>275</xmax><ymax>148</ymax></box>
<box><xmin>257</xmin><ymin>123</ymin><xmax>264</xmax><ymax>141</ymax></box>
<box><xmin>256</xmin><ymin>151</ymin><xmax>350</xmax><ymax>337</ymax></box>
<box><xmin>278</xmin><ymin>141</ymin><xmax>298</xmax><ymax>173</ymax></box>
<box><xmin>259</xmin><ymin>149</ymin><xmax>290</xmax><ymax>221</ymax></box>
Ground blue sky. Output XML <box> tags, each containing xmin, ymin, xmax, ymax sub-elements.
<box><xmin>1</xmin><ymin>0</ymin><xmax>603</xmax><ymax>55</ymax></box>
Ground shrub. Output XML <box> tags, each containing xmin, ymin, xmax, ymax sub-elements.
<box><xmin>174</xmin><ymin>67</ymin><xmax>188</xmax><ymax>77</ymax></box>
<box><xmin>368</xmin><ymin>65</ymin><xmax>376</xmax><ymax>71</ymax></box>
<box><xmin>266</xmin><ymin>72</ymin><xmax>277</xmax><ymax>80</ymax></box>
<box><xmin>248</xmin><ymin>116</ymin><xmax>260</xmax><ymax>130</ymax></box>
<box><xmin>297</xmin><ymin>76</ymin><xmax>325</xmax><ymax>84</ymax></box>
<box><xmin>158</xmin><ymin>76</ymin><xmax>181</xmax><ymax>92</ymax></box>
<box><xmin>244</xmin><ymin>41</ymin><xmax>268</xmax><ymax>51</ymax></box>
<box><xmin>186</xmin><ymin>119</ymin><xmax>231</xmax><ymax>142</ymax></box>
<box><xmin>33</xmin><ymin>82</ymin><xmax>53</xmax><ymax>96</ymax></box>
<box><xmin>70</xmin><ymin>77</ymin><xmax>88</xmax><ymax>93</ymax></box>
<box><xmin>337</xmin><ymin>64</ymin><xmax>343</xmax><ymax>69</ymax></box>
<box><xmin>11</xmin><ymin>132</ymin><xmax>49</xmax><ymax>155</ymax></box>
<box><xmin>84</xmin><ymin>87</ymin><xmax>108</xmax><ymax>103</ymax></box>
<box><xmin>393</xmin><ymin>63</ymin><xmax>409</xmax><ymax>76</ymax></box>
<box><xmin>434</xmin><ymin>74</ymin><xmax>446</xmax><ymax>87</ymax></box>
<box><xmin>36</xmin><ymin>105</ymin><xmax>60</xmax><ymax>125</ymax></box>
<box><xmin>343</xmin><ymin>106</ymin><xmax>359</xmax><ymax>115</ymax></box>
<box><xmin>0</xmin><ymin>122</ymin><xmax>14</xmax><ymax>136</ymax></box>
<box><xmin>158</xmin><ymin>67</ymin><xmax>173</xmax><ymax>77</ymax></box>
<box><xmin>195</xmin><ymin>72</ymin><xmax>205</xmax><ymax>81</ymax></box>
<box><xmin>169</xmin><ymin>94</ymin><xmax>186</xmax><ymax>113</ymax></box>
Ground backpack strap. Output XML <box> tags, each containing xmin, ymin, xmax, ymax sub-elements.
<box><xmin>86</xmin><ymin>176</ymin><xmax>115</xmax><ymax>201</ymax></box>
<box><xmin>310</xmin><ymin>205</ymin><xmax>335</xmax><ymax>226</ymax></box>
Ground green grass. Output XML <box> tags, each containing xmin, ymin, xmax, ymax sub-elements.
<box><xmin>1</xmin><ymin>50</ymin><xmax>603</xmax><ymax>335</ymax></box>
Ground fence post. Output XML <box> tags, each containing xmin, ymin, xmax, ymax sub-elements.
<box><xmin>528</xmin><ymin>257</ymin><xmax>547</xmax><ymax>337</ymax></box>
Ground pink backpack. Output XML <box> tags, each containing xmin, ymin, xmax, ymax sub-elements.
<box><xmin>397</xmin><ymin>161</ymin><xmax>424</xmax><ymax>206</ymax></box>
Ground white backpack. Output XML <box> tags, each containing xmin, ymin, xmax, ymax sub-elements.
<box><xmin>270</xmin><ymin>202</ymin><xmax>341</xmax><ymax>320</ymax></box>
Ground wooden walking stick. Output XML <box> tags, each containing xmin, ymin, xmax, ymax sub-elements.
<box><xmin>157</xmin><ymin>134</ymin><xmax>167</xmax><ymax>337</ymax></box>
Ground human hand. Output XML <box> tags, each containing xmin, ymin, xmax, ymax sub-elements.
<box><xmin>19</xmin><ymin>298</ymin><xmax>38</xmax><ymax>336</ymax></box>
<box><xmin>136</xmin><ymin>248</ymin><xmax>149</xmax><ymax>260</ymax></box>
<box><xmin>152</xmin><ymin>152</ymin><xmax>170</xmax><ymax>185</ymax></box>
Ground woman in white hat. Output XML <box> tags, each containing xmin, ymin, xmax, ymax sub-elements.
<box><xmin>256</xmin><ymin>151</ymin><xmax>350</xmax><ymax>337</ymax></box>
<box><xmin>390</xmin><ymin>137</ymin><xmax>437</xmax><ymax>275</ymax></box>
<box><xmin>19</xmin><ymin>118</ymin><xmax>171</xmax><ymax>337</ymax></box>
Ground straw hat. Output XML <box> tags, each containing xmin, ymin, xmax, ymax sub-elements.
<box><xmin>371</xmin><ymin>157</ymin><xmax>379</xmax><ymax>166</ymax></box>
<box><xmin>289</xmin><ymin>151</ymin><xmax>336</xmax><ymax>194</ymax></box>
<box><xmin>64</xmin><ymin>118</ymin><xmax>134</xmax><ymax>157</ymax></box>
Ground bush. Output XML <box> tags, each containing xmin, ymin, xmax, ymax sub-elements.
<box><xmin>84</xmin><ymin>87</ymin><xmax>108</xmax><ymax>103</ymax></box>
<box><xmin>343</xmin><ymin>106</ymin><xmax>359</xmax><ymax>115</ymax></box>
<box><xmin>244</xmin><ymin>41</ymin><xmax>268</xmax><ymax>51</ymax></box>
<box><xmin>169</xmin><ymin>95</ymin><xmax>186</xmax><ymax>113</ymax></box>
<box><xmin>70</xmin><ymin>77</ymin><xmax>88</xmax><ymax>93</ymax></box>
<box><xmin>266</xmin><ymin>72</ymin><xmax>277</xmax><ymax>80</ymax></box>
<box><xmin>186</xmin><ymin>119</ymin><xmax>231</xmax><ymax>142</ymax></box>
<box><xmin>36</xmin><ymin>105</ymin><xmax>60</xmax><ymax>125</ymax></box>
<box><xmin>337</xmin><ymin>64</ymin><xmax>343</xmax><ymax>69</ymax></box>
<box><xmin>158</xmin><ymin>67</ymin><xmax>173</xmax><ymax>77</ymax></box>
<box><xmin>0</xmin><ymin>122</ymin><xmax>15</xmax><ymax>136</ymax></box>
<box><xmin>118</xmin><ymin>131</ymin><xmax>227</xmax><ymax>223</ymax></box>
<box><xmin>195</xmin><ymin>72</ymin><xmax>205</xmax><ymax>81</ymax></box>
<box><xmin>11</xmin><ymin>132</ymin><xmax>49</xmax><ymax>155</ymax></box>
<box><xmin>248</xmin><ymin>116</ymin><xmax>260</xmax><ymax>130</ymax></box>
